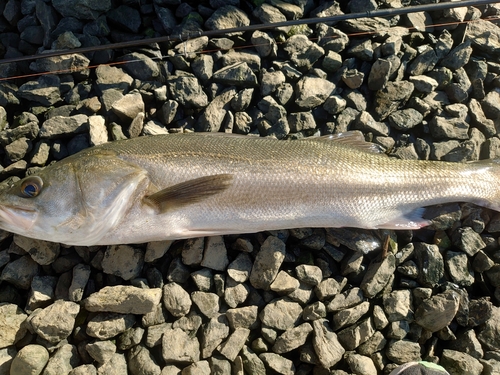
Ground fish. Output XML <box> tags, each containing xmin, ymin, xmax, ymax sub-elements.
<box><xmin>0</xmin><ymin>131</ymin><xmax>499</xmax><ymax>246</ymax></box>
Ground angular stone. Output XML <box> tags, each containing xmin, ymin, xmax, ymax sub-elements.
<box><xmin>102</xmin><ymin>245</ymin><xmax>144</xmax><ymax>281</ymax></box>
<box><xmin>259</xmin><ymin>298</ymin><xmax>302</xmax><ymax>331</ymax></box>
<box><xmin>84</xmin><ymin>286</ymin><xmax>162</xmax><ymax>314</ymax></box>
<box><xmin>31</xmin><ymin>300</ymin><xmax>80</xmax><ymax>343</ymax></box>
<box><xmin>0</xmin><ymin>304</ymin><xmax>27</xmax><ymax>349</ymax></box>
<box><xmin>218</xmin><ymin>327</ymin><xmax>250</xmax><ymax>361</ymax></box>
<box><xmin>39</xmin><ymin>114</ymin><xmax>88</xmax><ymax>139</ymax></box>
<box><xmin>163</xmin><ymin>282</ymin><xmax>191</xmax><ymax>318</ymax></box>
<box><xmin>10</xmin><ymin>345</ymin><xmax>49</xmax><ymax>375</ymax></box>
<box><xmin>250</xmin><ymin>236</ymin><xmax>286</xmax><ymax>290</ymax></box>
<box><xmin>414</xmin><ymin>243</ymin><xmax>444</xmax><ymax>287</ymax></box>
<box><xmin>213</xmin><ymin>62</ymin><xmax>258</xmax><ymax>87</ymax></box>
<box><xmin>441</xmin><ymin>349</ymin><xmax>483</xmax><ymax>375</ymax></box>
<box><xmin>272</xmin><ymin>323</ymin><xmax>313</xmax><ymax>354</ymax></box>
<box><xmin>361</xmin><ymin>253</ymin><xmax>396</xmax><ymax>298</ymax></box>
<box><xmin>415</xmin><ymin>290</ymin><xmax>460</xmax><ymax>332</ymax></box>
<box><xmin>162</xmin><ymin>327</ymin><xmax>200</xmax><ymax>363</ymax></box>
<box><xmin>87</xmin><ymin>313</ymin><xmax>136</xmax><ymax>340</ymax></box>
<box><xmin>294</xmin><ymin>76</ymin><xmax>335</xmax><ymax>109</ymax></box>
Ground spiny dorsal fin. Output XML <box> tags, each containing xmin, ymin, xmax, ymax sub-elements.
<box><xmin>307</xmin><ymin>131</ymin><xmax>386</xmax><ymax>154</ymax></box>
<box><xmin>144</xmin><ymin>174</ymin><xmax>233</xmax><ymax>214</ymax></box>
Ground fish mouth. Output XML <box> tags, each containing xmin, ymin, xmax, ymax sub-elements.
<box><xmin>0</xmin><ymin>205</ymin><xmax>38</xmax><ymax>231</ymax></box>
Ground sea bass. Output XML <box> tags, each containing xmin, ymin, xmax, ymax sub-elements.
<box><xmin>0</xmin><ymin>132</ymin><xmax>499</xmax><ymax>246</ymax></box>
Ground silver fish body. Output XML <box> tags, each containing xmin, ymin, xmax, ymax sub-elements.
<box><xmin>0</xmin><ymin>132</ymin><xmax>499</xmax><ymax>246</ymax></box>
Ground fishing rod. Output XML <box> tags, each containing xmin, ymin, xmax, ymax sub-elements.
<box><xmin>0</xmin><ymin>0</ymin><xmax>498</xmax><ymax>66</ymax></box>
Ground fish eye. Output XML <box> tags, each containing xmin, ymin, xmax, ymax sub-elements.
<box><xmin>20</xmin><ymin>176</ymin><xmax>43</xmax><ymax>198</ymax></box>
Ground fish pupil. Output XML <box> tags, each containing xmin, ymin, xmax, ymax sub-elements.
<box><xmin>23</xmin><ymin>184</ymin><xmax>37</xmax><ymax>197</ymax></box>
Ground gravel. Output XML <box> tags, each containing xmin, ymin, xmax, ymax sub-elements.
<box><xmin>0</xmin><ymin>1</ymin><xmax>500</xmax><ymax>374</ymax></box>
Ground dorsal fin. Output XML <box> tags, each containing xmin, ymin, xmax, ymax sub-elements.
<box><xmin>307</xmin><ymin>131</ymin><xmax>387</xmax><ymax>154</ymax></box>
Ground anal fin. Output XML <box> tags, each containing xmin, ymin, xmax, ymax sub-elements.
<box><xmin>144</xmin><ymin>174</ymin><xmax>233</xmax><ymax>214</ymax></box>
<box><xmin>375</xmin><ymin>208</ymin><xmax>431</xmax><ymax>230</ymax></box>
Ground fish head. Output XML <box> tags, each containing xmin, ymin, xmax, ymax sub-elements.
<box><xmin>0</xmin><ymin>150</ymin><xmax>148</xmax><ymax>246</ymax></box>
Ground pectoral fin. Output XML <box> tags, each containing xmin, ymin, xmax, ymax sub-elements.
<box><xmin>144</xmin><ymin>174</ymin><xmax>233</xmax><ymax>214</ymax></box>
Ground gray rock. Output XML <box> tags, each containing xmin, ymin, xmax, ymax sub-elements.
<box><xmin>272</xmin><ymin>323</ymin><xmax>312</xmax><ymax>354</ymax></box>
<box><xmin>95</xmin><ymin>65</ymin><xmax>133</xmax><ymax>94</ymax></box>
<box><xmin>315</xmin><ymin>278</ymin><xmax>340</xmax><ymax>301</ymax></box>
<box><xmin>111</xmin><ymin>91</ymin><xmax>144</xmax><ymax>122</ymax></box>
<box><xmin>445</xmin><ymin>251</ymin><xmax>475</xmax><ymax>287</ymax></box>
<box><xmin>284</xmin><ymin>35</ymin><xmax>324</xmax><ymax>71</ymax></box>
<box><xmin>251</xmin><ymin>30</ymin><xmax>277</xmax><ymax>58</ymax></box>
<box><xmin>302</xmin><ymin>301</ymin><xmax>327</xmax><ymax>321</ymax></box>
<box><xmin>88</xmin><ymin>115</ymin><xmax>108</xmax><ymax>146</ymax></box>
<box><xmin>259</xmin><ymin>298</ymin><xmax>302</xmax><ymax>331</ymax></box>
<box><xmin>26</xmin><ymin>276</ymin><xmax>57</xmax><ymax>312</ymax></box>
<box><xmin>249</xmin><ymin>235</ymin><xmax>286</xmax><ymax>290</ymax></box>
<box><xmin>227</xmin><ymin>252</ymin><xmax>253</xmax><ymax>283</ymax></box>
<box><xmin>452</xmin><ymin>227</ymin><xmax>486</xmax><ymax>256</ymax></box>
<box><xmin>10</xmin><ymin>344</ymin><xmax>49</xmax><ymax>375</ymax></box>
<box><xmin>466</xmin><ymin>18</ymin><xmax>500</xmax><ymax>56</ymax></box>
<box><xmin>241</xmin><ymin>346</ymin><xmax>266</xmax><ymax>375</ymax></box>
<box><xmin>342</xmin><ymin>69</ymin><xmax>365</xmax><ymax>89</ymax></box>
<box><xmin>102</xmin><ymin>245</ymin><xmax>144</xmax><ymax>281</ymax></box>
<box><xmin>0</xmin><ymin>303</ymin><xmax>27</xmax><ymax>349</ymax></box>
<box><xmin>386</xmin><ymin>339</ymin><xmax>422</xmax><ymax>364</ymax></box>
<box><xmin>0</xmin><ymin>121</ymin><xmax>39</xmax><ymax>146</ymax></box>
<box><xmin>121</xmin><ymin>52</ymin><xmax>160</xmax><ymax>81</ymax></box>
<box><xmin>5</xmin><ymin>137</ymin><xmax>31</xmax><ymax>162</ymax></box>
<box><xmin>361</xmin><ymin>253</ymin><xmax>396</xmax><ymax>298</ymax></box>
<box><xmin>87</xmin><ymin>340</ymin><xmax>116</xmax><ymax>364</ymax></box>
<box><xmin>205</xmin><ymin>5</ymin><xmax>250</xmax><ymax>33</ymax></box>
<box><xmin>322</xmin><ymin>50</ymin><xmax>343</xmax><ymax>73</ymax></box>
<box><xmin>18</xmin><ymin>75</ymin><xmax>61</xmax><ymax>106</ymax></box>
<box><xmin>358</xmin><ymin>330</ymin><xmax>387</xmax><ymax>356</ymax></box>
<box><xmin>181</xmin><ymin>360</ymin><xmax>210</xmax><ymax>375</ymax></box>
<box><xmin>197</xmin><ymin>87</ymin><xmax>237</xmax><ymax>132</ymax></box>
<box><xmin>231</xmin><ymin>88</ymin><xmax>254</xmax><ymax>112</ymax></box>
<box><xmin>201</xmin><ymin>235</ymin><xmax>229</xmax><ymax>271</ymax></box>
<box><xmin>311</xmin><ymin>318</ymin><xmax>344</xmax><ymax>368</ymax></box>
<box><xmin>226</xmin><ymin>306</ymin><xmax>258</xmax><ymax>330</ymax></box>
<box><xmin>323</xmin><ymin>95</ymin><xmax>346</xmax><ymax>115</ymax></box>
<box><xmin>448</xmin><ymin>329</ymin><xmax>484</xmax><ymax>359</ymax></box>
<box><xmin>221</xmin><ymin>50</ymin><xmax>261</xmax><ymax>71</ymax></box>
<box><xmin>68</xmin><ymin>264</ymin><xmax>91</xmax><ymax>303</ymax></box>
<box><xmin>441</xmin><ymin>40</ymin><xmax>473</xmax><ymax>70</ymax></box>
<box><xmin>96</xmin><ymin>353</ymin><xmax>127</xmax><ymax>375</ymax></box>
<box><xmin>13</xmin><ymin>235</ymin><xmax>60</xmax><ymax>266</ymax></box>
<box><xmin>191</xmin><ymin>292</ymin><xmax>219</xmax><ymax>319</ymax></box>
<box><xmin>163</xmin><ymin>326</ymin><xmax>200</xmax><ymax>363</ymax></box>
<box><xmin>345</xmin><ymin>353</ymin><xmax>378</xmax><ymax>375</ymax></box>
<box><xmin>260</xmin><ymin>70</ymin><xmax>285</xmax><ymax>96</ymax></box>
<box><xmin>295</xmin><ymin>265</ymin><xmax>322</xmax><ymax>286</ymax></box>
<box><xmin>477</xmin><ymin>306</ymin><xmax>500</xmax><ymax>351</ymax></box>
<box><xmin>163</xmin><ymin>282</ymin><xmax>192</xmax><ymax>317</ymax></box>
<box><xmin>440</xmin><ymin>349</ymin><xmax>483</xmax><ymax>375</ymax></box>
<box><xmin>218</xmin><ymin>327</ymin><xmax>250</xmax><ymax>361</ymax></box>
<box><xmin>409</xmin><ymin>45</ymin><xmax>438</xmax><ymax>76</ymax></box>
<box><xmin>224</xmin><ymin>277</ymin><xmax>249</xmax><ymax>308</ymax></box>
<box><xmin>332</xmin><ymin>301</ymin><xmax>370</xmax><ymax>330</ymax></box>
<box><xmin>469</xmin><ymin>98</ymin><xmax>496</xmax><ymax>137</ymax></box>
<box><xmin>481</xmin><ymin>88</ymin><xmax>500</xmax><ymax>119</ymax></box>
<box><xmin>52</xmin><ymin>0</ymin><xmax>111</xmax><ymax>19</ymax></box>
<box><xmin>31</xmin><ymin>300</ymin><xmax>79</xmax><ymax>343</ymax></box>
<box><xmin>145</xmin><ymin>240</ymin><xmax>173</xmax><ymax>263</ymax></box>
<box><xmin>409</xmin><ymin>75</ymin><xmax>439</xmax><ymax>94</ymax></box>
<box><xmin>388</xmin><ymin>108</ymin><xmax>424</xmax><ymax>130</ymax></box>
<box><xmin>86</xmin><ymin>313</ymin><xmax>136</xmax><ymax>340</ymax></box>
<box><xmin>374</xmin><ymin>80</ymin><xmax>414</xmax><ymax>120</ymax></box>
<box><xmin>287</xmin><ymin>112</ymin><xmax>316</xmax><ymax>133</ymax></box>
<box><xmin>127</xmin><ymin>344</ymin><xmax>161</xmax><ymax>375</ymax></box>
<box><xmin>253</xmin><ymin>355</ymin><xmax>291</xmax><ymax>375</ymax></box>
<box><xmin>200</xmin><ymin>315</ymin><xmax>230</xmax><ymax>358</ymax></box>
<box><xmin>368</xmin><ymin>58</ymin><xmax>391</xmax><ymax>91</ymax></box>
<box><xmin>415</xmin><ymin>290</ymin><xmax>460</xmax><ymax>332</ymax></box>
<box><xmin>270</xmin><ymin>271</ymin><xmax>300</xmax><ymax>294</ymax></box>
<box><xmin>39</xmin><ymin>114</ymin><xmax>89</xmax><ymax>139</ymax></box>
<box><xmin>33</xmin><ymin>53</ymin><xmax>90</xmax><ymax>77</ymax></box>
<box><xmin>0</xmin><ymin>255</ymin><xmax>39</xmax><ymax>289</ymax></box>
<box><xmin>327</xmin><ymin>287</ymin><xmax>364</xmax><ymax>312</ymax></box>
<box><xmin>213</xmin><ymin>62</ymin><xmax>258</xmax><ymax>87</ymax></box>
<box><xmin>84</xmin><ymin>286</ymin><xmax>162</xmax><ymax>314</ymax></box>
<box><xmin>337</xmin><ymin>317</ymin><xmax>375</xmax><ymax>350</ymax></box>
<box><xmin>182</xmin><ymin>238</ymin><xmax>204</xmax><ymax>266</ymax></box>
<box><xmin>414</xmin><ymin>243</ymin><xmax>444</xmax><ymax>287</ymax></box>
<box><xmin>383</xmin><ymin>290</ymin><xmax>413</xmax><ymax>322</ymax></box>
<box><xmin>294</xmin><ymin>76</ymin><xmax>335</xmax><ymax>109</ymax></box>
<box><xmin>41</xmin><ymin>344</ymin><xmax>79</xmax><ymax>375</ymax></box>
<box><xmin>354</xmin><ymin>110</ymin><xmax>390</xmax><ymax>136</ymax></box>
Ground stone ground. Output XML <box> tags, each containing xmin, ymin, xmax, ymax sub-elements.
<box><xmin>0</xmin><ymin>0</ymin><xmax>500</xmax><ymax>374</ymax></box>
